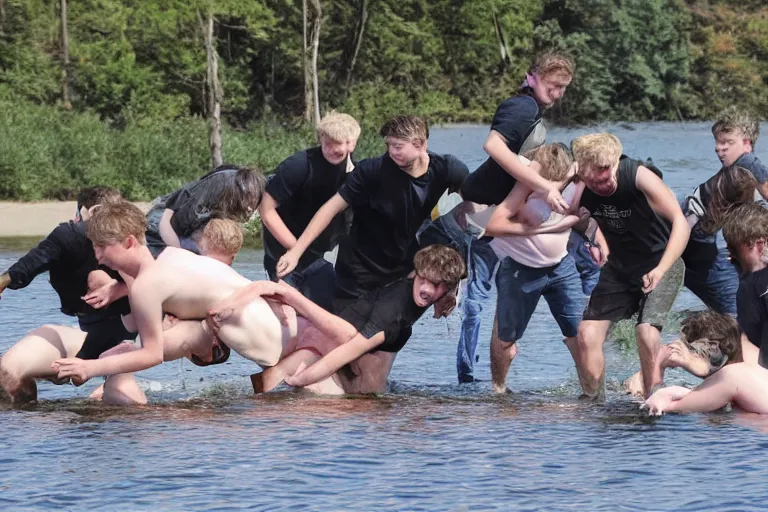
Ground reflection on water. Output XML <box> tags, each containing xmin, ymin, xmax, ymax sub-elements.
<box><xmin>1</xmin><ymin>123</ymin><xmax>768</xmax><ymax>510</ymax></box>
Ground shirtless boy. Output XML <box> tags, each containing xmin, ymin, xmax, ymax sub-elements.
<box><xmin>644</xmin><ymin>311</ymin><xmax>768</xmax><ymax>415</ymax></box>
<box><xmin>0</xmin><ymin>217</ymin><xmax>244</xmax><ymax>404</ymax></box>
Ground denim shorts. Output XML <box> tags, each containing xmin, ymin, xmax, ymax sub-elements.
<box><xmin>682</xmin><ymin>241</ymin><xmax>738</xmax><ymax>316</ymax></box>
<box><xmin>495</xmin><ymin>254</ymin><xmax>584</xmax><ymax>342</ymax></box>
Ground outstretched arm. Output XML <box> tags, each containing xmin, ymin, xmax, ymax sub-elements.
<box><xmin>259</xmin><ymin>192</ymin><xmax>298</xmax><ymax>250</ymax></box>
<box><xmin>284</xmin><ymin>332</ymin><xmax>385</xmax><ymax>388</ymax></box>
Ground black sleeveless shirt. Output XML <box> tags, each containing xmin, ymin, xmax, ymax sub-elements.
<box><xmin>580</xmin><ymin>156</ymin><xmax>671</xmax><ymax>273</ymax></box>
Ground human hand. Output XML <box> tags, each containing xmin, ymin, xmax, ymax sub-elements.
<box><xmin>642</xmin><ymin>389</ymin><xmax>675</xmax><ymax>416</ymax></box>
<box><xmin>283</xmin><ymin>362</ymin><xmax>308</xmax><ymax>387</ymax></box>
<box><xmin>642</xmin><ymin>266</ymin><xmax>666</xmax><ymax>293</ymax></box>
<box><xmin>433</xmin><ymin>291</ymin><xmax>457</xmax><ymax>318</ymax></box>
<box><xmin>546</xmin><ymin>186</ymin><xmax>569</xmax><ymax>215</ymax></box>
<box><xmin>276</xmin><ymin>250</ymin><xmax>300</xmax><ymax>278</ymax></box>
<box><xmin>668</xmin><ymin>340</ymin><xmax>710</xmax><ymax>378</ymax></box>
<box><xmin>82</xmin><ymin>279</ymin><xmax>119</xmax><ymax>309</ymax></box>
<box><xmin>51</xmin><ymin>357</ymin><xmax>92</xmax><ymax>385</ymax></box>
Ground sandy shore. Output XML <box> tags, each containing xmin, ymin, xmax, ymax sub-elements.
<box><xmin>0</xmin><ymin>201</ymin><xmax>151</xmax><ymax>238</ymax></box>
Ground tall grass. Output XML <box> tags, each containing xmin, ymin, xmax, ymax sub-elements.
<box><xmin>0</xmin><ymin>100</ymin><xmax>384</xmax><ymax>201</ymax></box>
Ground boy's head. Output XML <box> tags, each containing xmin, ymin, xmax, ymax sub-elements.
<box><xmin>316</xmin><ymin>111</ymin><xmax>361</xmax><ymax>165</ymax></box>
<box><xmin>723</xmin><ymin>202</ymin><xmax>768</xmax><ymax>273</ymax></box>
<box><xmin>214</xmin><ymin>166</ymin><xmax>266</xmax><ymax>223</ymax></box>
<box><xmin>411</xmin><ymin>245</ymin><xmax>465</xmax><ymax>308</ymax></box>
<box><xmin>379</xmin><ymin>116</ymin><xmax>429</xmax><ymax>170</ymax></box>
<box><xmin>528</xmin><ymin>51</ymin><xmax>575</xmax><ymax>107</ymax></box>
<box><xmin>75</xmin><ymin>186</ymin><xmax>122</xmax><ymax>222</ymax></box>
<box><xmin>571</xmin><ymin>133</ymin><xmax>623</xmax><ymax>196</ymax></box>
<box><xmin>698</xmin><ymin>164</ymin><xmax>757</xmax><ymax>235</ymax></box>
<box><xmin>194</xmin><ymin>218</ymin><xmax>244</xmax><ymax>266</ymax></box>
<box><xmin>679</xmin><ymin>311</ymin><xmax>743</xmax><ymax>374</ymax></box>
<box><xmin>87</xmin><ymin>201</ymin><xmax>147</xmax><ymax>270</ymax></box>
<box><xmin>712</xmin><ymin>108</ymin><xmax>759</xmax><ymax>167</ymax></box>
<box><xmin>523</xmin><ymin>142</ymin><xmax>574</xmax><ymax>184</ymax></box>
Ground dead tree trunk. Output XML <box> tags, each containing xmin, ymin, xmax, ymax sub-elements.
<box><xmin>309</xmin><ymin>0</ymin><xmax>322</xmax><ymax>124</ymax></box>
<box><xmin>343</xmin><ymin>0</ymin><xmax>368</xmax><ymax>94</ymax></box>
<box><xmin>204</xmin><ymin>12</ymin><xmax>223</xmax><ymax>168</ymax></box>
<box><xmin>60</xmin><ymin>0</ymin><xmax>71</xmax><ymax>109</ymax></box>
<box><xmin>302</xmin><ymin>0</ymin><xmax>312</xmax><ymax>122</ymax></box>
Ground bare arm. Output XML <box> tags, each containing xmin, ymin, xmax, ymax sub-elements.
<box><xmin>277</xmin><ymin>193</ymin><xmax>349</xmax><ymax>277</ymax></box>
<box><xmin>636</xmin><ymin>166</ymin><xmax>690</xmax><ymax>275</ymax></box>
<box><xmin>158</xmin><ymin>208</ymin><xmax>182</xmax><ymax>248</ymax></box>
<box><xmin>664</xmin><ymin>369</ymin><xmax>737</xmax><ymax>413</ymax></box>
<box><xmin>285</xmin><ymin>332</ymin><xmax>385</xmax><ymax>387</ymax></box>
<box><xmin>259</xmin><ymin>192</ymin><xmax>298</xmax><ymax>250</ymax></box>
<box><xmin>485</xmin><ymin>182</ymin><xmax>579</xmax><ymax>237</ymax></box>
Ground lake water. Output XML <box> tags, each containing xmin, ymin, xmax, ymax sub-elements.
<box><xmin>2</xmin><ymin>122</ymin><xmax>768</xmax><ymax>511</ymax></box>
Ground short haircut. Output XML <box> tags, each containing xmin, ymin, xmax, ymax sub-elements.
<box><xmin>712</xmin><ymin>107</ymin><xmax>760</xmax><ymax>147</ymax></box>
<box><xmin>77</xmin><ymin>186</ymin><xmax>122</xmax><ymax>211</ymax></box>
<box><xmin>196</xmin><ymin>218</ymin><xmax>244</xmax><ymax>257</ymax></box>
<box><xmin>214</xmin><ymin>166</ymin><xmax>267</xmax><ymax>223</ymax></box>
<box><xmin>87</xmin><ymin>201</ymin><xmax>147</xmax><ymax>246</ymax></box>
<box><xmin>413</xmin><ymin>245</ymin><xmax>465</xmax><ymax>289</ymax></box>
<box><xmin>523</xmin><ymin>143</ymin><xmax>573</xmax><ymax>182</ymax></box>
<box><xmin>316</xmin><ymin>111</ymin><xmax>361</xmax><ymax>142</ymax></box>
<box><xmin>531</xmin><ymin>50</ymin><xmax>575</xmax><ymax>79</ymax></box>
<box><xmin>379</xmin><ymin>115</ymin><xmax>429</xmax><ymax>144</ymax></box>
<box><xmin>680</xmin><ymin>310</ymin><xmax>743</xmax><ymax>372</ymax></box>
<box><xmin>571</xmin><ymin>133</ymin><xmax>623</xmax><ymax>173</ymax></box>
<box><xmin>698</xmin><ymin>165</ymin><xmax>757</xmax><ymax>235</ymax></box>
<box><xmin>722</xmin><ymin>202</ymin><xmax>768</xmax><ymax>247</ymax></box>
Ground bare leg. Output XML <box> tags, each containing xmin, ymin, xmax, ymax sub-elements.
<box><xmin>337</xmin><ymin>351</ymin><xmax>396</xmax><ymax>394</ymax></box>
<box><xmin>572</xmin><ymin>319</ymin><xmax>611</xmax><ymax>399</ymax></box>
<box><xmin>490</xmin><ymin>315</ymin><xmax>518</xmax><ymax>393</ymax></box>
<box><xmin>635</xmin><ymin>323</ymin><xmax>662</xmax><ymax>397</ymax></box>
<box><xmin>98</xmin><ymin>343</ymin><xmax>148</xmax><ymax>405</ymax></box>
<box><xmin>251</xmin><ymin>349</ymin><xmax>321</xmax><ymax>393</ymax></box>
<box><xmin>0</xmin><ymin>325</ymin><xmax>85</xmax><ymax>403</ymax></box>
<box><xmin>625</xmin><ymin>343</ymin><xmax>672</xmax><ymax>397</ymax></box>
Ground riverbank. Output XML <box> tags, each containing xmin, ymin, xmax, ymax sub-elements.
<box><xmin>0</xmin><ymin>201</ymin><xmax>151</xmax><ymax>238</ymax></box>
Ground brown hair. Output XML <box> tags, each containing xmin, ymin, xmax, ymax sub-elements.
<box><xmin>196</xmin><ymin>218</ymin><xmax>243</xmax><ymax>257</ymax></box>
<box><xmin>87</xmin><ymin>201</ymin><xmax>147</xmax><ymax>246</ymax></box>
<box><xmin>214</xmin><ymin>166</ymin><xmax>267</xmax><ymax>223</ymax></box>
<box><xmin>413</xmin><ymin>245</ymin><xmax>465</xmax><ymax>289</ymax></box>
<box><xmin>722</xmin><ymin>202</ymin><xmax>768</xmax><ymax>247</ymax></box>
<box><xmin>77</xmin><ymin>186</ymin><xmax>122</xmax><ymax>211</ymax></box>
<box><xmin>571</xmin><ymin>133</ymin><xmax>623</xmax><ymax>175</ymax></box>
<box><xmin>531</xmin><ymin>50</ymin><xmax>575</xmax><ymax>79</ymax></box>
<box><xmin>317</xmin><ymin>111</ymin><xmax>361</xmax><ymax>142</ymax></box>
<box><xmin>712</xmin><ymin>107</ymin><xmax>760</xmax><ymax>148</ymax></box>
<box><xmin>523</xmin><ymin>143</ymin><xmax>574</xmax><ymax>182</ymax></box>
<box><xmin>698</xmin><ymin>165</ymin><xmax>757</xmax><ymax>235</ymax></box>
<box><xmin>680</xmin><ymin>311</ymin><xmax>743</xmax><ymax>371</ymax></box>
<box><xmin>379</xmin><ymin>116</ymin><xmax>429</xmax><ymax>145</ymax></box>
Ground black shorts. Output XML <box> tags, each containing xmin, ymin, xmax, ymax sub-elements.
<box><xmin>582</xmin><ymin>258</ymin><xmax>684</xmax><ymax>330</ymax></box>
<box><xmin>77</xmin><ymin>315</ymin><xmax>138</xmax><ymax>360</ymax></box>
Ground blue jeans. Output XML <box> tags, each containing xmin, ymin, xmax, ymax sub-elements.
<box><xmin>417</xmin><ymin>214</ymin><xmax>498</xmax><ymax>382</ymax></box>
<box><xmin>567</xmin><ymin>232</ymin><xmax>601</xmax><ymax>296</ymax></box>
<box><xmin>683</xmin><ymin>240</ymin><xmax>738</xmax><ymax>315</ymax></box>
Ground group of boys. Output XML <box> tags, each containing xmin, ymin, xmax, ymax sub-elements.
<box><xmin>2</xmin><ymin>49</ymin><xmax>768</xmax><ymax>414</ymax></box>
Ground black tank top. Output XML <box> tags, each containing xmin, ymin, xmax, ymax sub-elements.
<box><xmin>580</xmin><ymin>156</ymin><xmax>671</xmax><ymax>272</ymax></box>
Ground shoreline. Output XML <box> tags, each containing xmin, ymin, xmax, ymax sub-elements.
<box><xmin>0</xmin><ymin>201</ymin><xmax>151</xmax><ymax>238</ymax></box>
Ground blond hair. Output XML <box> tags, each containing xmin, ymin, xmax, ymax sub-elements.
<box><xmin>87</xmin><ymin>201</ymin><xmax>147</xmax><ymax>246</ymax></box>
<box><xmin>723</xmin><ymin>202</ymin><xmax>768</xmax><ymax>248</ymax></box>
<box><xmin>316</xmin><ymin>111</ymin><xmax>361</xmax><ymax>143</ymax></box>
<box><xmin>413</xmin><ymin>245</ymin><xmax>465</xmax><ymax>289</ymax></box>
<box><xmin>523</xmin><ymin>143</ymin><xmax>573</xmax><ymax>182</ymax></box>
<box><xmin>379</xmin><ymin>115</ymin><xmax>429</xmax><ymax>144</ymax></box>
<box><xmin>531</xmin><ymin>50</ymin><xmax>575</xmax><ymax>79</ymax></box>
<box><xmin>196</xmin><ymin>218</ymin><xmax>244</xmax><ymax>257</ymax></box>
<box><xmin>712</xmin><ymin>107</ymin><xmax>760</xmax><ymax>147</ymax></box>
<box><xmin>571</xmin><ymin>133</ymin><xmax>623</xmax><ymax>173</ymax></box>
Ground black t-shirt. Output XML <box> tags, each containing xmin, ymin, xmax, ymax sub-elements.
<box><xmin>335</xmin><ymin>151</ymin><xmax>469</xmax><ymax>297</ymax></box>
<box><xmin>165</xmin><ymin>167</ymin><xmax>240</xmax><ymax>238</ymax></box>
<box><xmin>337</xmin><ymin>278</ymin><xmax>427</xmax><ymax>353</ymax></box>
<box><xmin>460</xmin><ymin>92</ymin><xmax>545</xmax><ymax>205</ymax></box>
<box><xmin>580</xmin><ymin>156</ymin><xmax>671</xmax><ymax>275</ymax></box>
<box><xmin>6</xmin><ymin>221</ymin><xmax>130</xmax><ymax>318</ymax></box>
<box><xmin>262</xmin><ymin>147</ymin><xmax>349</xmax><ymax>273</ymax></box>
<box><xmin>737</xmin><ymin>267</ymin><xmax>768</xmax><ymax>367</ymax></box>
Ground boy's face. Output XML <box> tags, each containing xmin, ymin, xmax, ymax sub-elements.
<box><xmin>320</xmin><ymin>135</ymin><xmax>356</xmax><ymax>165</ymax></box>
<box><xmin>412</xmin><ymin>276</ymin><xmax>449</xmax><ymax>308</ymax></box>
<box><xmin>715</xmin><ymin>130</ymin><xmax>752</xmax><ymax>167</ymax></box>
<box><xmin>531</xmin><ymin>72</ymin><xmax>572</xmax><ymax>107</ymax></box>
<box><xmin>385</xmin><ymin>136</ymin><xmax>424</xmax><ymax>170</ymax></box>
<box><xmin>580</xmin><ymin>160</ymin><xmax>619</xmax><ymax>196</ymax></box>
<box><xmin>727</xmin><ymin>238</ymin><xmax>767</xmax><ymax>274</ymax></box>
<box><xmin>93</xmin><ymin>238</ymin><xmax>132</xmax><ymax>271</ymax></box>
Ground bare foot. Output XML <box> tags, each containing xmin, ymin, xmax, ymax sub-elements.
<box><xmin>492</xmin><ymin>382</ymin><xmax>508</xmax><ymax>394</ymax></box>
<box><xmin>624</xmin><ymin>371</ymin><xmax>645</xmax><ymax>398</ymax></box>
